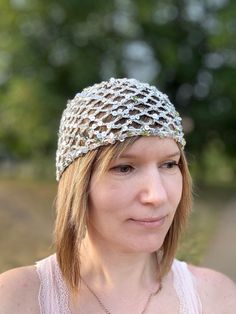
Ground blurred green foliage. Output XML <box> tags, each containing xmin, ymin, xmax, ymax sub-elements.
<box><xmin>0</xmin><ymin>0</ymin><xmax>236</xmax><ymax>180</ymax></box>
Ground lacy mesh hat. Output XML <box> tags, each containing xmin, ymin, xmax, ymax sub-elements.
<box><xmin>56</xmin><ymin>78</ymin><xmax>185</xmax><ymax>181</ymax></box>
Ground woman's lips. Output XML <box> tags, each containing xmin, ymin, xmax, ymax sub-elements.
<box><xmin>128</xmin><ymin>216</ymin><xmax>167</xmax><ymax>228</ymax></box>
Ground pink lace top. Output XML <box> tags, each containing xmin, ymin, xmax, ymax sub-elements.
<box><xmin>36</xmin><ymin>254</ymin><xmax>202</xmax><ymax>314</ymax></box>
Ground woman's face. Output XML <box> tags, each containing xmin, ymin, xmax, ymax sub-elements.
<box><xmin>88</xmin><ymin>136</ymin><xmax>183</xmax><ymax>254</ymax></box>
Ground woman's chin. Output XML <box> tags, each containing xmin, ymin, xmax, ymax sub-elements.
<box><xmin>123</xmin><ymin>238</ymin><xmax>164</xmax><ymax>254</ymax></box>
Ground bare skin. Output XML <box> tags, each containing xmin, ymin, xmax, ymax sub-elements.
<box><xmin>0</xmin><ymin>265</ymin><xmax>40</xmax><ymax>314</ymax></box>
<box><xmin>1</xmin><ymin>138</ymin><xmax>236</xmax><ymax>313</ymax></box>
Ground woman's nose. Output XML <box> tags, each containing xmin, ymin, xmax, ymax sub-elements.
<box><xmin>138</xmin><ymin>169</ymin><xmax>168</xmax><ymax>207</ymax></box>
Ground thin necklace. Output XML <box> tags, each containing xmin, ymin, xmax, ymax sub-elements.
<box><xmin>81</xmin><ymin>278</ymin><xmax>162</xmax><ymax>314</ymax></box>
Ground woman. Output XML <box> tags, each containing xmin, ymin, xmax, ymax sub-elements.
<box><xmin>0</xmin><ymin>78</ymin><xmax>236</xmax><ymax>314</ymax></box>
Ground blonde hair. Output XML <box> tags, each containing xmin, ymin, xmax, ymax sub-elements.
<box><xmin>54</xmin><ymin>137</ymin><xmax>192</xmax><ymax>292</ymax></box>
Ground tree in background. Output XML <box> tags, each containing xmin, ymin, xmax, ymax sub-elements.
<box><xmin>0</xmin><ymin>0</ymin><xmax>235</xmax><ymax>180</ymax></box>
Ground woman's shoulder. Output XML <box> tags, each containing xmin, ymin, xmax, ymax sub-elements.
<box><xmin>188</xmin><ymin>264</ymin><xmax>236</xmax><ymax>313</ymax></box>
<box><xmin>0</xmin><ymin>265</ymin><xmax>40</xmax><ymax>314</ymax></box>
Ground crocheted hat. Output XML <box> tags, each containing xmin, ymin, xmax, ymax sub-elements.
<box><xmin>56</xmin><ymin>78</ymin><xmax>185</xmax><ymax>181</ymax></box>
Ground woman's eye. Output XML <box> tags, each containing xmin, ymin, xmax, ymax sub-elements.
<box><xmin>111</xmin><ymin>165</ymin><xmax>134</xmax><ymax>174</ymax></box>
<box><xmin>161</xmin><ymin>161</ymin><xmax>180</xmax><ymax>172</ymax></box>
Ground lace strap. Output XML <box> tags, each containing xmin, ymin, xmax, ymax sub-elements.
<box><xmin>172</xmin><ymin>260</ymin><xmax>202</xmax><ymax>314</ymax></box>
<box><xmin>36</xmin><ymin>254</ymin><xmax>71</xmax><ymax>314</ymax></box>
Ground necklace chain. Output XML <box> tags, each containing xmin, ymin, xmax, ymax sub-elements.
<box><xmin>82</xmin><ymin>278</ymin><xmax>162</xmax><ymax>314</ymax></box>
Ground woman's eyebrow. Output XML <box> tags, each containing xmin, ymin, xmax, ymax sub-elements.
<box><xmin>118</xmin><ymin>151</ymin><xmax>181</xmax><ymax>159</ymax></box>
<box><xmin>118</xmin><ymin>153</ymin><xmax>139</xmax><ymax>159</ymax></box>
<box><xmin>164</xmin><ymin>151</ymin><xmax>181</xmax><ymax>158</ymax></box>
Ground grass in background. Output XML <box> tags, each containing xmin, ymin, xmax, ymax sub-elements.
<box><xmin>0</xmin><ymin>179</ymin><xmax>56</xmax><ymax>272</ymax></box>
<box><xmin>178</xmin><ymin>183</ymin><xmax>236</xmax><ymax>264</ymax></box>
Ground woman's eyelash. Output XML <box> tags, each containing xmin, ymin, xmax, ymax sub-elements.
<box><xmin>161</xmin><ymin>161</ymin><xmax>180</xmax><ymax>169</ymax></box>
<box><xmin>110</xmin><ymin>164</ymin><xmax>134</xmax><ymax>173</ymax></box>
<box><xmin>110</xmin><ymin>161</ymin><xmax>180</xmax><ymax>174</ymax></box>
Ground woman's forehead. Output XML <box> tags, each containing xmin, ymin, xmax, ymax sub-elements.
<box><xmin>117</xmin><ymin>137</ymin><xmax>180</xmax><ymax>159</ymax></box>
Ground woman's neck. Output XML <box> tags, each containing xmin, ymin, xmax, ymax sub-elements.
<box><xmin>80</xmin><ymin>232</ymin><xmax>159</xmax><ymax>291</ymax></box>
